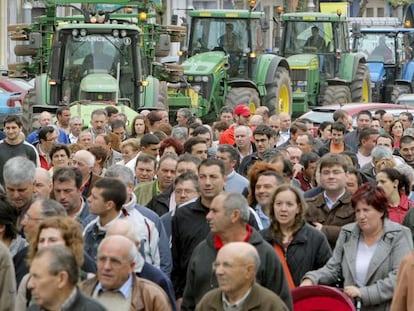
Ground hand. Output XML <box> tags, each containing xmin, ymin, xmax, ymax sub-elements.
<box><xmin>344</xmin><ymin>285</ymin><xmax>361</xmax><ymax>298</ymax></box>
<box><xmin>300</xmin><ymin>278</ymin><xmax>314</xmax><ymax>286</ymax></box>
<box><xmin>292</xmin><ymin>163</ymin><xmax>304</xmax><ymax>178</ymax></box>
<box><xmin>312</xmin><ymin>222</ymin><xmax>323</xmax><ymax>230</ymax></box>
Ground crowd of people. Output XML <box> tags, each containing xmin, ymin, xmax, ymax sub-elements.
<box><xmin>0</xmin><ymin>104</ymin><xmax>414</xmax><ymax>310</ymax></box>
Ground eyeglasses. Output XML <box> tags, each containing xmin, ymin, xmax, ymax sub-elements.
<box><xmin>23</xmin><ymin>213</ymin><xmax>43</xmax><ymax>222</ymax></box>
<box><xmin>174</xmin><ymin>188</ymin><xmax>197</xmax><ymax>195</ymax></box>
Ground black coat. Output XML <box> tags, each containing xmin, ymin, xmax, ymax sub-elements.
<box><xmin>261</xmin><ymin>223</ymin><xmax>332</xmax><ymax>286</ymax></box>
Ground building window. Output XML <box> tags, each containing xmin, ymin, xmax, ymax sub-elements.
<box><xmin>377</xmin><ymin>7</ymin><xmax>385</xmax><ymax>17</ymax></box>
<box><xmin>366</xmin><ymin>8</ymin><xmax>374</xmax><ymax>17</ymax></box>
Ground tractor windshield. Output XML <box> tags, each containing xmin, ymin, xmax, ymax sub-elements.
<box><xmin>189</xmin><ymin>17</ymin><xmax>262</xmax><ymax>56</ymax></box>
<box><xmin>354</xmin><ymin>33</ymin><xmax>396</xmax><ymax>64</ymax></box>
<box><xmin>61</xmin><ymin>32</ymin><xmax>137</xmax><ymax>104</ymax></box>
<box><xmin>283</xmin><ymin>21</ymin><xmax>334</xmax><ymax>56</ymax></box>
<box><xmin>189</xmin><ymin>17</ymin><xmax>262</xmax><ymax>78</ymax></box>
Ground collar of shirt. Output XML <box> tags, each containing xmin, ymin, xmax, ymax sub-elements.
<box><xmin>323</xmin><ymin>189</ymin><xmax>346</xmax><ymax>210</ymax></box>
<box><xmin>222</xmin><ymin>287</ymin><xmax>252</xmax><ymax>310</ymax></box>
<box><xmin>74</xmin><ymin>197</ymin><xmax>86</xmax><ymax>219</ymax></box>
<box><xmin>96</xmin><ymin>211</ymin><xmax>122</xmax><ymax>231</ymax></box>
<box><xmin>214</xmin><ymin>224</ymin><xmax>252</xmax><ymax>249</ymax></box>
<box><xmin>61</xmin><ymin>287</ymin><xmax>78</xmax><ymax>310</ymax></box>
<box><xmin>95</xmin><ymin>274</ymin><xmax>133</xmax><ymax>299</ymax></box>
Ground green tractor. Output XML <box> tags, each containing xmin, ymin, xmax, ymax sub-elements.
<box><xmin>168</xmin><ymin>8</ymin><xmax>292</xmax><ymax>123</ymax></box>
<box><xmin>279</xmin><ymin>12</ymin><xmax>371</xmax><ymax>117</ymax></box>
<box><xmin>8</xmin><ymin>0</ymin><xmax>185</xmax><ymax>132</ymax></box>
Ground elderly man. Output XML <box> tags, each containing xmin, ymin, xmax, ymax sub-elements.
<box><xmin>33</xmin><ymin>167</ymin><xmax>53</xmax><ymax>199</ymax></box>
<box><xmin>107</xmin><ymin>219</ymin><xmax>177</xmax><ymax>311</ymax></box>
<box><xmin>195</xmin><ymin>242</ymin><xmax>288</xmax><ymax>311</ymax></box>
<box><xmin>4</xmin><ymin>156</ymin><xmax>37</xmax><ymax>218</ymax></box>
<box><xmin>80</xmin><ymin>235</ymin><xmax>172</xmax><ymax>310</ymax></box>
<box><xmin>182</xmin><ymin>191</ymin><xmax>292</xmax><ymax>310</ymax></box>
<box><xmin>28</xmin><ymin>245</ymin><xmax>105</xmax><ymax>311</ymax></box>
<box><xmin>72</xmin><ymin>149</ymin><xmax>102</xmax><ymax>198</ymax></box>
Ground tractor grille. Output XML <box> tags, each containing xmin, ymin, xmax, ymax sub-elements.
<box><xmin>290</xmin><ymin>69</ymin><xmax>307</xmax><ymax>82</ymax></box>
<box><xmin>80</xmin><ymin>92</ymin><xmax>116</xmax><ymax>102</ymax></box>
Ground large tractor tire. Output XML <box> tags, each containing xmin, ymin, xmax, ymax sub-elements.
<box><xmin>391</xmin><ymin>85</ymin><xmax>411</xmax><ymax>104</ymax></box>
<box><xmin>351</xmin><ymin>63</ymin><xmax>371</xmax><ymax>103</ymax></box>
<box><xmin>321</xmin><ymin>85</ymin><xmax>351</xmax><ymax>106</ymax></box>
<box><xmin>225</xmin><ymin>87</ymin><xmax>260</xmax><ymax>112</ymax></box>
<box><xmin>264</xmin><ymin>67</ymin><xmax>292</xmax><ymax>115</ymax></box>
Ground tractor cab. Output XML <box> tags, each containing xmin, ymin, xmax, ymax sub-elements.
<box><xmin>187</xmin><ymin>11</ymin><xmax>265</xmax><ymax>79</ymax></box>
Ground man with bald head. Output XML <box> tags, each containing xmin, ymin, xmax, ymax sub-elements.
<box><xmin>33</xmin><ymin>167</ymin><xmax>53</xmax><ymax>199</ymax></box>
<box><xmin>80</xmin><ymin>235</ymin><xmax>172</xmax><ymax>310</ymax></box>
<box><xmin>107</xmin><ymin>219</ymin><xmax>177</xmax><ymax>311</ymax></box>
<box><xmin>182</xmin><ymin>191</ymin><xmax>292</xmax><ymax>310</ymax></box>
<box><xmin>196</xmin><ymin>242</ymin><xmax>288</xmax><ymax>311</ymax></box>
<box><xmin>382</xmin><ymin>112</ymin><xmax>394</xmax><ymax>133</ymax></box>
<box><xmin>71</xmin><ymin>149</ymin><xmax>101</xmax><ymax>198</ymax></box>
<box><xmin>26</xmin><ymin>111</ymin><xmax>69</xmax><ymax>144</ymax></box>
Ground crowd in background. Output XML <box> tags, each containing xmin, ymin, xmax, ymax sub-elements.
<box><xmin>0</xmin><ymin>104</ymin><xmax>414</xmax><ymax>310</ymax></box>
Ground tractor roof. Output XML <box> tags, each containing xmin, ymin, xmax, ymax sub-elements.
<box><xmin>282</xmin><ymin>12</ymin><xmax>346</xmax><ymax>22</ymax></box>
<box><xmin>189</xmin><ymin>10</ymin><xmax>264</xmax><ymax>19</ymax></box>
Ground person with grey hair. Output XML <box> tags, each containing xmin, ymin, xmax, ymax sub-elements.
<box><xmin>182</xmin><ymin>191</ymin><xmax>293</xmax><ymax>311</ymax></box>
<box><xmin>33</xmin><ymin>167</ymin><xmax>53</xmax><ymax>199</ymax></box>
<box><xmin>176</xmin><ymin>108</ymin><xmax>193</xmax><ymax>128</ymax></box>
<box><xmin>80</xmin><ymin>235</ymin><xmax>172</xmax><ymax>310</ymax></box>
<box><xmin>107</xmin><ymin>219</ymin><xmax>177</xmax><ymax>311</ymax></box>
<box><xmin>89</xmin><ymin>108</ymin><xmax>109</xmax><ymax>140</ymax></box>
<box><xmin>3</xmin><ymin>156</ymin><xmax>37</xmax><ymax>216</ymax></box>
<box><xmin>196</xmin><ymin>242</ymin><xmax>289</xmax><ymax>311</ymax></box>
<box><xmin>72</xmin><ymin>149</ymin><xmax>101</xmax><ymax>198</ymax></box>
<box><xmin>360</xmin><ymin>145</ymin><xmax>393</xmax><ymax>183</ymax></box>
<box><xmin>28</xmin><ymin>245</ymin><xmax>106</xmax><ymax>311</ymax></box>
<box><xmin>104</xmin><ymin>165</ymin><xmax>171</xmax><ymax>276</ymax></box>
<box><xmin>171</xmin><ymin>126</ymin><xmax>189</xmax><ymax>145</ymax></box>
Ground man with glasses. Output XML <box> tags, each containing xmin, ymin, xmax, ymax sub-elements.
<box><xmin>305</xmin><ymin>153</ymin><xmax>355</xmax><ymax>249</ymax></box>
<box><xmin>81</xmin><ymin>235</ymin><xmax>172</xmax><ymax>310</ymax></box>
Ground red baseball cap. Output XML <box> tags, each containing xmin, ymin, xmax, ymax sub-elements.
<box><xmin>233</xmin><ymin>104</ymin><xmax>251</xmax><ymax>117</ymax></box>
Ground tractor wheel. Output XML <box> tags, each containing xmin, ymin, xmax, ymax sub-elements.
<box><xmin>225</xmin><ymin>87</ymin><xmax>260</xmax><ymax>113</ymax></box>
<box><xmin>350</xmin><ymin>63</ymin><xmax>371</xmax><ymax>103</ymax></box>
<box><xmin>391</xmin><ymin>85</ymin><xmax>411</xmax><ymax>103</ymax></box>
<box><xmin>264</xmin><ymin>67</ymin><xmax>292</xmax><ymax>115</ymax></box>
<box><xmin>321</xmin><ymin>85</ymin><xmax>351</xmax><ymax>106</ymax></box>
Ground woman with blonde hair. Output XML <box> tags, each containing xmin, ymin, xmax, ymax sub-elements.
<box><xmin>16</xmin><ymin>216</ymin><xmax>96</xmax><ymax>309</ymax></box>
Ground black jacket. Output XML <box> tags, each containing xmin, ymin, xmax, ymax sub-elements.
<box><xmin>261</xmin><ymin>223</ymin><xmax>332</xmax><ymax>286</ymax></box>
<box><xmin>182</xmin><ymin>228</ymin><xmax>293</xmax><ymax>311</ymax></box>
<box><xmin>146</xmin><ymin>185</ymin><xmax>173</xmax><ymax>217</ymax></box>
<box><xmin>171</xmin><ymin>198</ymin><xmax>259</xmax><ymax>299</ymax></box>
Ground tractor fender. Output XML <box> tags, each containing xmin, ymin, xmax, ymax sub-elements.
<box><xmin>393</xmin><ymin>79</ymin><xmax>413</xmax><ymax>91</ymax></box>
<box><xmin>401</xmin><ymin>60</ymin><xmax>414</xmax><ymax>82</ymax></box>
<box><xmin>227</xmin><ymin>79</ymin><xmax>259</xmax><ymax>92</ymax></box>
<box><xmin>339</xmin><ymin>53</ymin><xmax>365</xmax><ymax>82</ymax></box>
<box><xmin>253</xmin><ymin>54</ymin><xmax>290</xmax><ymax>95</ymax></box>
